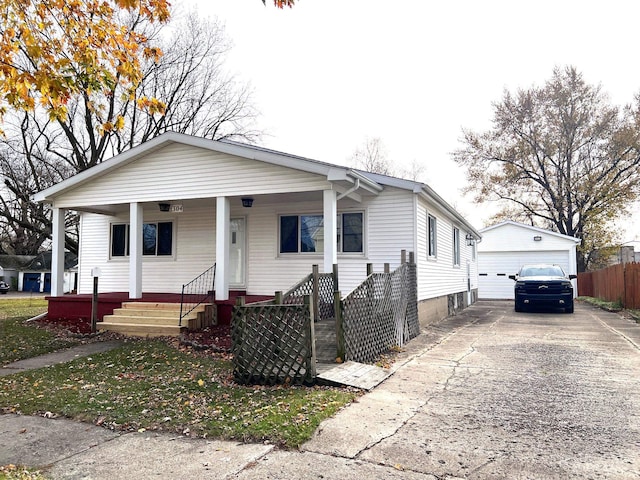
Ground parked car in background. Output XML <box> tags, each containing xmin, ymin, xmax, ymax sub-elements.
<box><xmin>0</xmin><ymin>281</ymin><xmax>9</xmax><ymax>294</ymax></box>
<box><xmin>509</xmin><ymin>264</ymin><xmax>577</xmax><ymax>313</ymax></box>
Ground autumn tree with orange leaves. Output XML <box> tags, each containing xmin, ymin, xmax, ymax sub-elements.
<box><xmin>0</xmin><ymin>0</ymin><xmax>292</xmax><ymax>255</ymax></box>
<box><xmin>0</xmin><ymin>0</ymin><xmax>171</xmax><ymax>130</ymax></box>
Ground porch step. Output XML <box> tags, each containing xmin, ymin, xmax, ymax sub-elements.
<box><xmin>98</xmin><ymin>322</ymin><xmax>184</xmax><ymax>338</ymax></box>
<box><xmin>99</xmin><ymin>302</ymin><xmax>209</xmax><ymax>337</ymax></box>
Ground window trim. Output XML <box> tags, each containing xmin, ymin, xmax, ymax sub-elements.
<box><xmin>110</xmin><ymin>220</ymin><xmax>176</xmax><ymax>260</ymax></box>
<box><xmin>278</xmin><ymin>211</ymin><xmax>365</xmax><ymax>255</ymax></box>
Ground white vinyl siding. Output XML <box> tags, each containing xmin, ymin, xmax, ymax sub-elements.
<box><xmin>54</xmin><ymin>143</ymin><xmax>332</xmax><ymax>208</ymax></box>
<box><xmin>416</xmin><ymin>198</ymin><xmax>478</xmax><ymax>301</ymax></box>
<box><xmin>77</xmin><ymin>187</ymin><xmax>417</xmax><ymax>297</ymax></box>
<box><xmin>247</xmin><ymin>187</ymin><xmax>414</xmax><ymax>296</ymax></box>
<box><xmin>78</xmin><ymin>208</ymin><xmax>216</xmax><ymax>294</ymax></box>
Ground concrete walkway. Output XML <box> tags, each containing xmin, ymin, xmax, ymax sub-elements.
<box><xmin>0</xmin><ymin>341</ymin><xmax>123</xmax><ymax>377</ymax></box>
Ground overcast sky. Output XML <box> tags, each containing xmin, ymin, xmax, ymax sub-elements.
<box><xmin>185</xmin><ymin>0</ymin><xmax>640</xmax><ymax>243</ymax></box>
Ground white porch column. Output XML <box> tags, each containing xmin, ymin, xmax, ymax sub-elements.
<box><xmin>323</xmin><ymin>189</ymin><xmax>338</xmax><ymax>273</ymax></box>
<box><xmin>215</xmin><ymin>196</ymin><xmax>230</xmax><ymax>301</ymax></box>
<box><xmin>129</xmin><ymin>202</ymin><xmax>143</xmax><ymax>299</ymax></box>
<box><xmin>50</xmin><ymin>207</ymin><xmax>66</xmax><ymax>296</ymax></box>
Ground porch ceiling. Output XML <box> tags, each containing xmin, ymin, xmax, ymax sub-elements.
<box><xmin>72</xmin><ymin>190</ymin><xmax>367</xmax><ymax>215</ymax></box>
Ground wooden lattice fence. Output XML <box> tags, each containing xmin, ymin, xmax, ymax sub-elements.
<box><xmin>231</xmin><ymin>253</ymin><xmax>419</xmax><ymax>384</ymax></box>
<box><xmin>339</xmin><ymin>258</ymin><xmax>419</xmax><ymax>363</ymax></box>
<box><xmin>282</xmin><ymin>265</ymin><xmax>335</xmax><ymax>320</ymax></box>
<box><xmin>231</xmin><ymin>296</ymin><xmax>316</xmax><ymax>385</ymax></box>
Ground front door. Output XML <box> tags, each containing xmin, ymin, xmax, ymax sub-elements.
<box><xmin>229</xmin><ymin>217</ymin><xmax>246</xmax><ymax>288</ymax></box>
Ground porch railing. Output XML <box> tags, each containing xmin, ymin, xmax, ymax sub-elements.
<box><xmin>179</xmin><ymin>264</ymin><xmax>216</xmax><ymax>326</ymax></box>
<box><xmin>282</xmin><ymin>264</ymin><xmax>336</xmax><ymax>321</ymax></box>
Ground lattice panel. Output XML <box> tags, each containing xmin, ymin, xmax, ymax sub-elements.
<box><xmin>341</xmin><ymin>262</ymin><xmax>419</xmax><ymax>363</ymax></box>
<box><xmin>231</xmin><ymin>303</ymin><xmax>314</xmax><ymax>385</ymax></box>
<box><xmin>283</xmin><ymin>273</ymin><xmax>335</xmax><ymax>320</ymax></box>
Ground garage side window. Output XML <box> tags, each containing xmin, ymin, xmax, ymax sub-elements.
<box><xmin>453</xmin><ymin>226</ymin><xmax>460</xmax><ymax>266</ymax></box>
<box><xmin>428</xmin><ymin>214</ymin><xmax>437</xmax><ymax>258</ymax></box>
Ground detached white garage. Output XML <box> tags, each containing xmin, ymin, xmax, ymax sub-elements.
<box><xmin>477</xmin><ymin>221</ymin><xmax>581</xmax><ymax>299</ymax></box>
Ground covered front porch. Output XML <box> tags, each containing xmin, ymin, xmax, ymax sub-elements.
<box><xmin>33</xmin><ymin>133</ymin><xmax>382</xmax><ymax>334</ymax></box>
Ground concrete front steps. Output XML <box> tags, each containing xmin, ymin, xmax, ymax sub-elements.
<box><xmin>99</xmin><ymin>302</ymin><xmax>213</xmax><ymax>337</ymax></box>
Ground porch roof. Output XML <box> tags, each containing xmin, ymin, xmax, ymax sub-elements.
<box><xmin>32</xmin><ymin>132</ymin><xmax>383</xmax><ymax>204</ymax></box>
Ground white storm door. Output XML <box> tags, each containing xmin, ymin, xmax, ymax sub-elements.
<box><xmin>229</xmin><ymin>217</ymin><xmax>246</xmax><ymax>288</ymax></box>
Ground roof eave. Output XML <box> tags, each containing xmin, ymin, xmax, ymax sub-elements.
<box><xmin>419</xmin><ymin>185</ymin><xmax>481</xmax><ymax>239</ymax></box>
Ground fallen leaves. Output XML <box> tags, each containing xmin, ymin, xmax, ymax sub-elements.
<box><xmin>0</xmin><ymin>339</ymin><xmax>360</xmax><ymax>448</ymax></box>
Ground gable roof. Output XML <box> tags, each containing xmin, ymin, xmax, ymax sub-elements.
<box><xmin>33</xmin><ymin>132</ymin><xmax>480</xmax><ymax>236</ymax></box>
<box><xmin>479</xmin><ymin>220</ymin><xmax>581</xmax><ymax>244</ymax></box>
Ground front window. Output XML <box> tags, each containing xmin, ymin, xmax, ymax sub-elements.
<box><xmin>280</xmin><ymin>212</ymin><xmax>363</xmax><ymax>254</ymax></box>
<box><xmin>453</xmin><ymin>227</ymin><xmax>460</xmax><ymax>266</ymax></box>
<box><xmin>111</xmin><ymin>221</ymin><xmax>173</xmax><ymax>257</ymax></box>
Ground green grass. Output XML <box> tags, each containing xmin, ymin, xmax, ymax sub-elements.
<box><xmin>0</xmin><ymin>299</ymin><xmax>77</xmax><ymax>366</ymax></box>
<box><xmin>577</xmin><ymin>296</ymin><xmax>623</xmax><ymax>311</ymax></box>
<box><xmin>0</xmin><ymin>340</ymin><xmax>359</xmax><ymax>448</ymax></box>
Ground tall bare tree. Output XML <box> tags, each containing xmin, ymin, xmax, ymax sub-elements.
<box><xmin>350</xmin><ymin>137</ymin><xmax>394</xmax><ymax>175</ymax></box>
<box><xmin>0</xmin><ymin>12</ymin><xmax>261</xmax><ymax>255</ymax></box>
<box><xmin>454</xmin><ymin>66</ymin><xmax>640</xmax><ymax>271</ymax></box>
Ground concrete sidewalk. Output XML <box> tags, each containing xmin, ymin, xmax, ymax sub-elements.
<box><xmin>0</xmin><ymin>341</ymin><xmax>123</xmax><ymax>377</ymax></box>
<box><xmin>0</xmin><ymin>306</ymin><xmax>486</xmax><ymax>479</ymax></box>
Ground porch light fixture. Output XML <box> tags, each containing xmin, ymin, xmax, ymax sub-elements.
<box><xmin>241</xmin><ymin>197</ymin><xmax>254</xmax><ymax>208</ymax></box>
<box><xmin>533</xmin><ymin>235</ymin><xmax>542</xmax><ymax>241</ymax></box>
<box><xmin>465</xmin><ymin>232</ymin><xmax>475</xmax><ymax>246</ymax></box>
<box><xmin>158</xmin><ymin>203</ymin><xmax>171</xmax><ymax>212</ymax></box>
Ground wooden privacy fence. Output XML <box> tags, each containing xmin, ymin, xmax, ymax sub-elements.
<box><xmin>231</xmin><ymin>251</ymin><xmax>419</xmax><ymax>385</ymax></box>
<box><xmin>578</xmin><ymin>262</ymin><xmax>640</xmax><ymax>309</ymax></box>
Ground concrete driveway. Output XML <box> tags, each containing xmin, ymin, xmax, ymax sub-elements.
<box><xmin>2</xmin><ymin>300</ymin><xmax>639</xmax><ymax>479</ymax></box>
<box><xmin>299</xmin><ymin>300</ymin><xmax>640</xmax><ymax>479</ymax></box>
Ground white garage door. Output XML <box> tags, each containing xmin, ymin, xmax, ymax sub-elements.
<box><xmin>478</xmin><ymin>251</ymin><xmax>570</xmax><ymax>299</ymax></box>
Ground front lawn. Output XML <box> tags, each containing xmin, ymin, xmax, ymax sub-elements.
<box><xmin>0</xmin><ymin>299</ymin><xmax>78</xmax><ymax>366</ymax></box>
<box><xmin>0</xmin><ymin>339</ymin><xmax>358</xmax><ymax>448</ymax></box>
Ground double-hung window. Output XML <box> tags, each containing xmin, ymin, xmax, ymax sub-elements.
<box><xmin>427</xmin><ymin>214</ymin><xmax>437</xmax><ymax>258</ymax></box>
<box><xmin>280</xmin><ymin>212</ymin><xmax>363</xmax><ymax>254</ymax></box>
<box><xmin>111</xmin><ymin>221</ymin><xmax>173</xmax><ymax>257</ymax></box>
<box><xmin>338</xmin><ymin>212</ymin><xmax>364</xmax><ymax>253</ymax></box>
<box><xmin>452</xmin><ymin>226</ymin><xmax>460</xmax><ymax>266</ymax></box>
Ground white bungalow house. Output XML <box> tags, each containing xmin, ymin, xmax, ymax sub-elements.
<box><xmin>33</xmin><ymin>132</ymin><xmax>480</xmax><ymax>328</ymax></box>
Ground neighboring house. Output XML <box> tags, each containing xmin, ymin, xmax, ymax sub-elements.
<box><xmin>0</xmin><ymin>255</ymin><xmax>35</xmax><ymax>291</ymax></box>
<box><xmin>19</xmin><ymin>251</ymin><xmax>78</xmax><ymax>293</ymax></box>
<box><xmin>589</xmin><ymin>244</ymin><xmax>639</xmax><ymax>269</ymax></box>
<box><xmin>33</xmin><ymin>132</ymin><xmax>480</xmax><ymax>326</ymax></box>
<box><xmin>477</xmin><ymin>221</ymin><xmax>580</xmax><ymax>300</ymax></box>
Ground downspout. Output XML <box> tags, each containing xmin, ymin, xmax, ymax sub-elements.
<box><xmin>337</xmin><ymin>178</ymin><xmax>360</xmax><ymax>200</ymax></box>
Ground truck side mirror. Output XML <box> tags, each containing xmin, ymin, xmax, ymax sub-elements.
<box><xmin>508</xmin><ymin>275</ymin><xmax>517</xmax><ymax>281</ymax></box>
